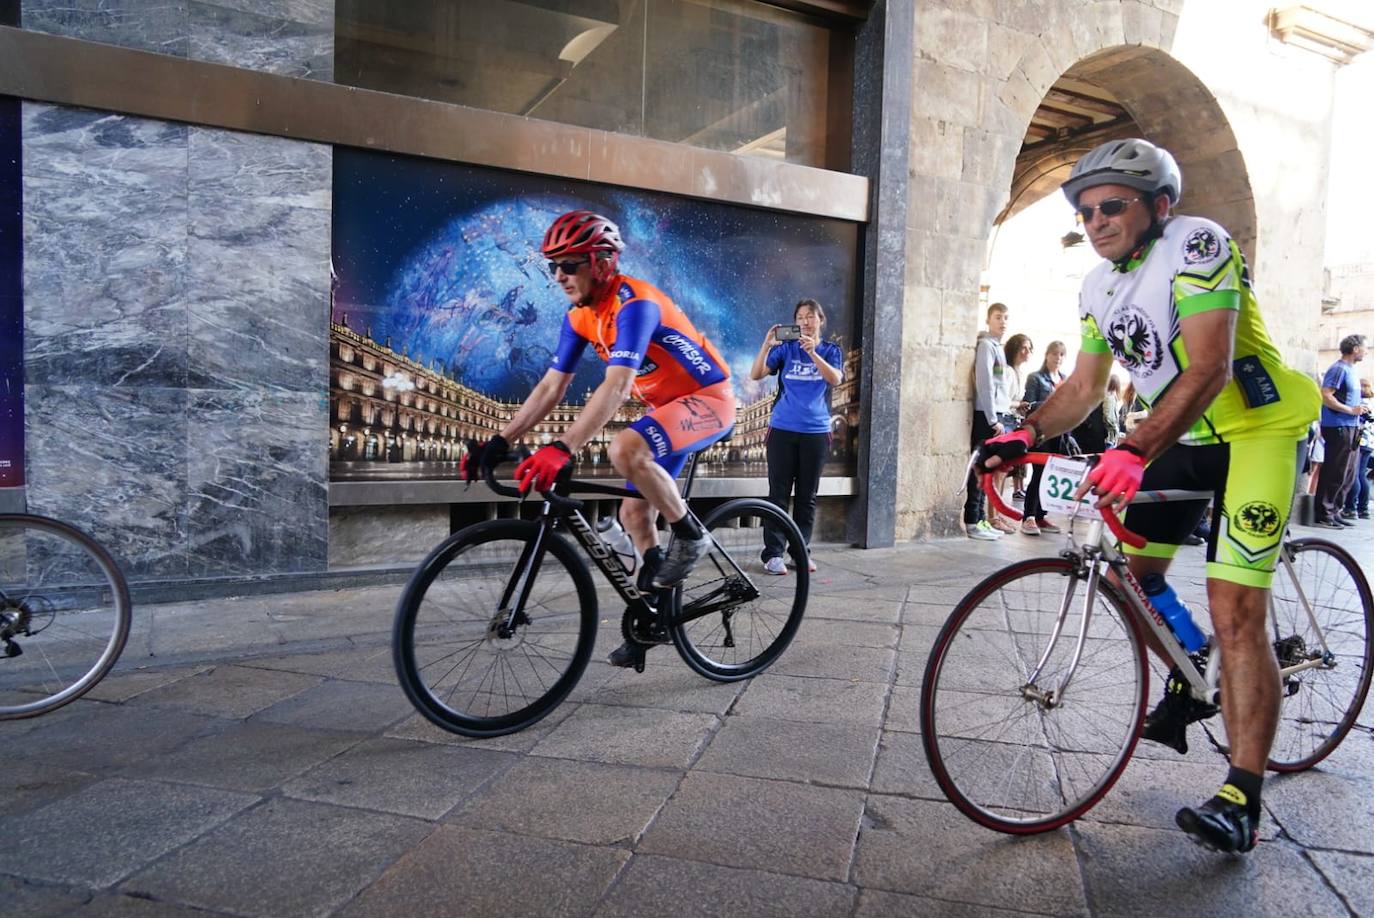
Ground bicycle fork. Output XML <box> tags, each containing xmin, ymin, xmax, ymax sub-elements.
<box><xmin>1021</xmin><ymin>561</ymin><xmax>1101</xmax><ymax>710</ymax></box>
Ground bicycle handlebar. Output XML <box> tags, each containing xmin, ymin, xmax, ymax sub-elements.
<box><xmin>470</xmin><ymin>446</ymin><xmax>648</xmax><ymax>512</ymax></box>
<box><xmin>980</xmin><ymin>453</ymin><xmax>1147</xmax><ymax>549</ymax></box>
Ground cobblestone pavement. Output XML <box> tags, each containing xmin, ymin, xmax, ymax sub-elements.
<box><xmin>3</xmin><ymin>519</ymin><xmax>1372</xmax><ymax>917</ymax></box>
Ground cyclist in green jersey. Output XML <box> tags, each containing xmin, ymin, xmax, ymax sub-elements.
<box><xmin>977</xmin><ymin>139</ymin><xmax>1320</xmax><ymax>854</ymax></box>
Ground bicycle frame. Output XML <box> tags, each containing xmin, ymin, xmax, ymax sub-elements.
<box><xmin>479</xmin><ymin>457</ymin><xmax>758</xmax><ymax>633</ymax></box>
<box><xmin>986</xmin><ymin>459</ymin><xmax>1338</xmax><ymax>711</ymax></box>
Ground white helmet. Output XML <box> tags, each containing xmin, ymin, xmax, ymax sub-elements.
<box><xmin>1061</xmin><ymin>139</ymin><xmax>1182</xmax><ymax>208</ymax></box>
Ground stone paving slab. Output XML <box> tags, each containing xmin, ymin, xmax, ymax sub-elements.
<box><xmin>1073</xmin><ymin>823</ymin><xmax>1348</xmax><ymax>917</ymax></box>
<box><xmin>125</xmin><ymin>719</ymin><xmax>363</xmax><ymax>793</ymax></box>
<box><xmin>2</xmin><ymin>528</ymin><xmax>1371</xmax><ymax>916</ymax></box>
<box><xmin>693</xmin><ymin>715</ymin><xmax>880</xmax><ymax>787</ymax></box>
<box><xmin>767</xmin><ymin>640</ymin><xmax>898</xmax><ymax>682</ymax></box>
<box><xmin>853</xmin><ymin>795</ymin><xmax>1088</xmax><ymax>915</ymax></box>
<box><xmin>854</xmin><ymin>887</ymin><xmax>1059</xmax><ymax>918</ymax></box>
<box><xmin>637</xmin><ymin>770</ymin><xmax>866</xmax><ymax>881</ymax></box>
<box><xmin>281</xmin><ymin>736</ymin><xmax>516</xmax><ymax>819</ymax></box>
<box><xmin>129</xmin><ymin>664</ymin><xmax>320</xmax><ymax>718</ymax></box>
<box><xmin>592</xmin><ymin>854</ymin><xmax>857</xmax><ymax>918</ymax></box>
<box><xmin>338</xmin><ymin>825</ymin><xmax>629</xmax><ymax>918</ymax></box>
<box><xmin>452</xmin><ymin>757</ymin><xmax>682</xmax><ymax>846</ymax></box>
<box><xmin>1307</xmin><ymin>850</ymin><xmax>1374</xmax><ymax>916</ymax></box>
<box><xmin>250</xmin><ymin>678</ymin><xmax>414</xmax><ymax>733</ymax></box>
<box><xmin>733</xmin><ymin>672</ymin><xmax>889</xmax><ymax>726</ymax></box>
<box><xmin>121</xmin><ymin>797</ymin><xmax>432</xmax><ymax>918</ymax></box>
<box><xmin>0</xmin><ymin>758</ymin><xmax>98</xmax><ymax>820</ymax></box>
<box><xmin>7</xmin><ymin>703</ymin><xmax>226</xmax><ymax>773</ymax></box>
<box><xmin>529</xmin><ymin>703</ymin><xmax>720</xmax><ymax>768</ymax></box>
<box><xmin>0</xmin><ymin>778</ymin><xmax>258</xmax><ymax>887</ymax></box>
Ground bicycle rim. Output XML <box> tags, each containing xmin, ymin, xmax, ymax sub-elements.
<box><xmin>921</xmin><ymin>558</ymin><xmax>1146</xmax><ymax>833</ymax></box>
<box><xmin>0</xmin><ymin>514</ymin><xmax>132</xmax><ymax>719</ymax></box>
<box><xmin>670</xmin><ymin>498</ymin><xmax>808</xmax><ymax>681</ymax></box>
<box><xmin>1265</xmin><ymin>538</ymin><xmax>1374</xmax><ymax>771</ymax></box>
<box><xmin>393</xmin><ymin>519</ymin><xmax>597</xmax><ymax>737</ymax></box>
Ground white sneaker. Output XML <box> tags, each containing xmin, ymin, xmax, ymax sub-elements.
<box><xmin>763</xmin><ymin>556</ymin><xmax>788</xmax><ymax>575</ymax></box>
<box><xmin>807</xmin><ymin>557</ymin><xmax>817</xmax><ymax>573</ymax></box>
<box><xmin>967</xmin><ymin>520</ymin><xmax>1001</xmax><ymax>541</ymax></box>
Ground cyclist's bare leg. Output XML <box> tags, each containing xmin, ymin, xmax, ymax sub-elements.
<box><xmin>1206</xmin><ymin>578</ymin><xmax>1279</xmax><ymax>774</ymax></box>
<box><xmin>609</xmin><ymin>430</ymin><xmax>686</xmax><ymax>553</ymax></box>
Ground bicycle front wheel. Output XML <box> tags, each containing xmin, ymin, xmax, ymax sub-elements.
<box><xmin>392</xmin><ymin>519</ymin><xmax>598</xmax><ymax>737</ymax></box>
<box><xmin>921</xmin><ymin>558</ymin><xmax>1147</xmax><ymax>834</ymax></box>
<box><xmin>0</xmin><ymin>514</ymin><xmax>132</xmax><ymax>720</ymax></box>
<box><xmin>1266</xmin><ymin>537</ymin><xmax>1373</xmax><ymax>772</ymax></box>
<box><xmin>669</xmin><ymin>498</ymin><xmax>808</xmax><ymax>681</ymax></box>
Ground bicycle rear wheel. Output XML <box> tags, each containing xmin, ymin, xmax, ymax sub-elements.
<box><xmin>1265</xmin><ymin>537</ymin><xmax>1373</xmax><ymax>771</ymax></box>
<box><xmin>0</xmin><ymin>514</ymin><xmax>132</xmax><ymax>719</ymax></box>
<box><xmin>393</xmin><ymin>519</ymin><xmax>597</xmax><ymax>737</ymax></box>
<box><xmin>669</xmin><ymin>498</ymin><xmax>808</xmax><ymax>681</ymax></box>
<box><xmin>921</xmin><ymin>558</ymin><xmax>1147</xmax><ymax>833</ymax></box>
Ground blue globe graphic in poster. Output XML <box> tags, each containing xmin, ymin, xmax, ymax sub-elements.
<box><xmin>381</xmin><ymin>199</ymin><xmax>583</xmax><ymax>399</ymax></box>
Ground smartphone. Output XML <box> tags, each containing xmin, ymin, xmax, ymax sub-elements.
<box><xmin>776</xmin><ymin>324</ymin><xmax>802</xmax><ymax>341</ymax></box>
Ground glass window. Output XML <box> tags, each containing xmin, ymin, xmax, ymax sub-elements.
<box><xmin>334</xmin><ymin>0</ymin><xmax>848</xmax><ymax>169</ymax></box>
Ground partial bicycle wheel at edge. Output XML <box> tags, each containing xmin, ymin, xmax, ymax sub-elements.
<box><xmin>669</xmin><ymin>498</ymin><xmax>808</xmax><ymax>681</ymax></box>
<box><xmin>1265</xmin><ymin>537</ymin><xmax>1373</xmax><ymax>772</ymax></box>
<box><xmin>920</xmin><ymin>557</ymin><xmax>1148</xmax><ymax>833</ymax></box>
<box><xmin>0</xmin><ymin>514</ymin><xmax>132</xmax><ymax>720</ymax></box>
<box><xmin>393</xmin><ymin>519</ymin><xmax>598</xmax><ymax>737</ymax></box>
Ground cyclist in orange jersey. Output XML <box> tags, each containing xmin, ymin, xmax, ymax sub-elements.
<box><xmin>461</xmin><ymin>210</ymin><xmax>736</xmax><ymax>667</ymax></box>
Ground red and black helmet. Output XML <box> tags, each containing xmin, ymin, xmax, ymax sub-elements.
<box><xmin>542</xmin><ymin>210</ymin><xmax>625</xmax><ymax>259</ymax></box>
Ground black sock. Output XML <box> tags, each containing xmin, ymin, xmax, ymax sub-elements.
<box><xmin>1221</xmin><ymin>766</ymin><xmax>1263</xmax><ymax>821</ymax></box>
<box><xmin>670</xmin><ymin>515</ymin><xmax>702</xmax><ymax>540</ymax></box>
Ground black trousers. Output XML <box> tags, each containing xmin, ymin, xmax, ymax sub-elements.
<box><xmin>1022</xmin><ymin>434</ymin><xmax>1069</xmax><ymax>523</ymax></box>
<box><xmin>1318</xmin><ymin>426</ymin><xmax>1360</xmax><ymax>521</ymax></box>
<box><xmin>762</xmin><ymin>428</ymin><xmax>828</xmax><ymax>560</ymax></box>
<box><xmin>964</xmin><ymin>414</ymin><xmax>997</xmax><ymax>525</ymax></box>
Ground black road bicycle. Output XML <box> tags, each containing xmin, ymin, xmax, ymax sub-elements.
<box><xmin>393</xmin><ymin>450</ymin><xmax>809</xmax><ymax>737</ymax></box>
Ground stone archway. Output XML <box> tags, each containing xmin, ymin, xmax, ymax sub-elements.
<box><xmin>900</xmin><ymin>1</ymin><xmax>1242</xmax><ymax>539</ymax></box>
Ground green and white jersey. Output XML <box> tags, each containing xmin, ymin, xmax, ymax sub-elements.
<box><xmin>1079</xmin><ymin>215</ymin><xmax>1319</xmax><ymax>446</ymax></box>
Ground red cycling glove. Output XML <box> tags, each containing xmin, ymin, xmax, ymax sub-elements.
<box><xmin>514</xmin><ymin>441</ymin><xmax>573</xmax><ymax>494</ymax></box>
<box><xmin>1084</xmin><ymin>446</ymin><xmax>1147</xmax><ymax>509</ymax></box>
<box><xmin>974</xmin><ymin>427</ymin><xmax>1035</xmax><ymax>472</ymax></box>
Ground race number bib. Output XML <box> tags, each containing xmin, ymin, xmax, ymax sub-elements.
<box><xmin>1039</xmin><ymin>455</ymin><xmax>1093</xmax><ymax>516</ymax></box>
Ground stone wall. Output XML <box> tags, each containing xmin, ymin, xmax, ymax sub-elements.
<box><xmin>901</xmin><ymin>0</ymin><xmax>1338</xmax><ymax>540</ymax></box>
<box><xmin>20</xmin><ymin>1</ymin><xmax>334</xmax><ymax>580</ymax></box>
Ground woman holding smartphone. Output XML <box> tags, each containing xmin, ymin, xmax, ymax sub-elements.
<box><xmin>749</xmin><ymin>298</ymin><xmax>846</xmax><ymax>574</ymax></box>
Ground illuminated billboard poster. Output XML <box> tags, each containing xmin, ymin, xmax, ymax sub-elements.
<box><xmin>0</xmin><ymin>96</ymin><xmax>21</xmax><ymax>491</ymax></box>
<box><xmin>330</xmin><ymin>147</ymin><xmax>860</xmax><ymax>483</ymax></box>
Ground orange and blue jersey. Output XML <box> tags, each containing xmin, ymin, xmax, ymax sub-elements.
<box><xmin>550</xmin><ymin>275</ymin><xmax>730</xmax><ymax>408</ymax></box>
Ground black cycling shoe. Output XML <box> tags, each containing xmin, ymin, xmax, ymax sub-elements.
<box><xmin>1176</xmin><ymin>786</ymin><xmax>1258</xmax><ymax>853</ymax></box>
<box><xmin>1141</xmin><ymin>667</ymin><xmax>1218</xmax><ymax>754</ymax></box>
<box><xmin>653</xmin><ymin>532</ymin><xmax>710</xmax><ymax>587</ymax></box>
<box><xmin>607</xmin><ymin>640</ymin><xmax>649</xmax><ymax>669</ymax></box>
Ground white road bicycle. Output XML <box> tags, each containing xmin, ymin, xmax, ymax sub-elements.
<box><xmin>920</xmin><ymin>453</ymin><xmax>1373</xmax><ymax>834</ymax></box>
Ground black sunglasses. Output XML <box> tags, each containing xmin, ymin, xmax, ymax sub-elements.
<box><xmin>547</xmin><ymin>259</ymin><xmax>590</xmax><ymax>276</ymax></box>
<box><xmin>1076</xmin><ymin>197</ymin><xmax>1140</xmax><ymax>223</ymax></box>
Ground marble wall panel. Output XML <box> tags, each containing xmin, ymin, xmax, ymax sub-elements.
<box><xmin>22</xmin><ymin>105</ymin><xmax>189</xmax><ymax>389</ymax></box>
<box><xmin>186</xmin><ymin>133</ymin><xmax>330</xmax><ymax>392</ymax></box>
<box><xmin>24</xmin><ymin>386</ymin><xmax>190</xmax><ymax>580</ymax></box>
<box><xmin>21</xmin><ymin>1</ymin><xmax>190</xmax><ymax>56</ymax></box>
<box><xmin>186</xmin><ymin>390</ymin><xmax>326</xmax><ymax>577</ymax></box>
<box><xmin>189</xmin><ymin>1</ymin><xmax>333</xmax><ymax>80</ymax></box>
